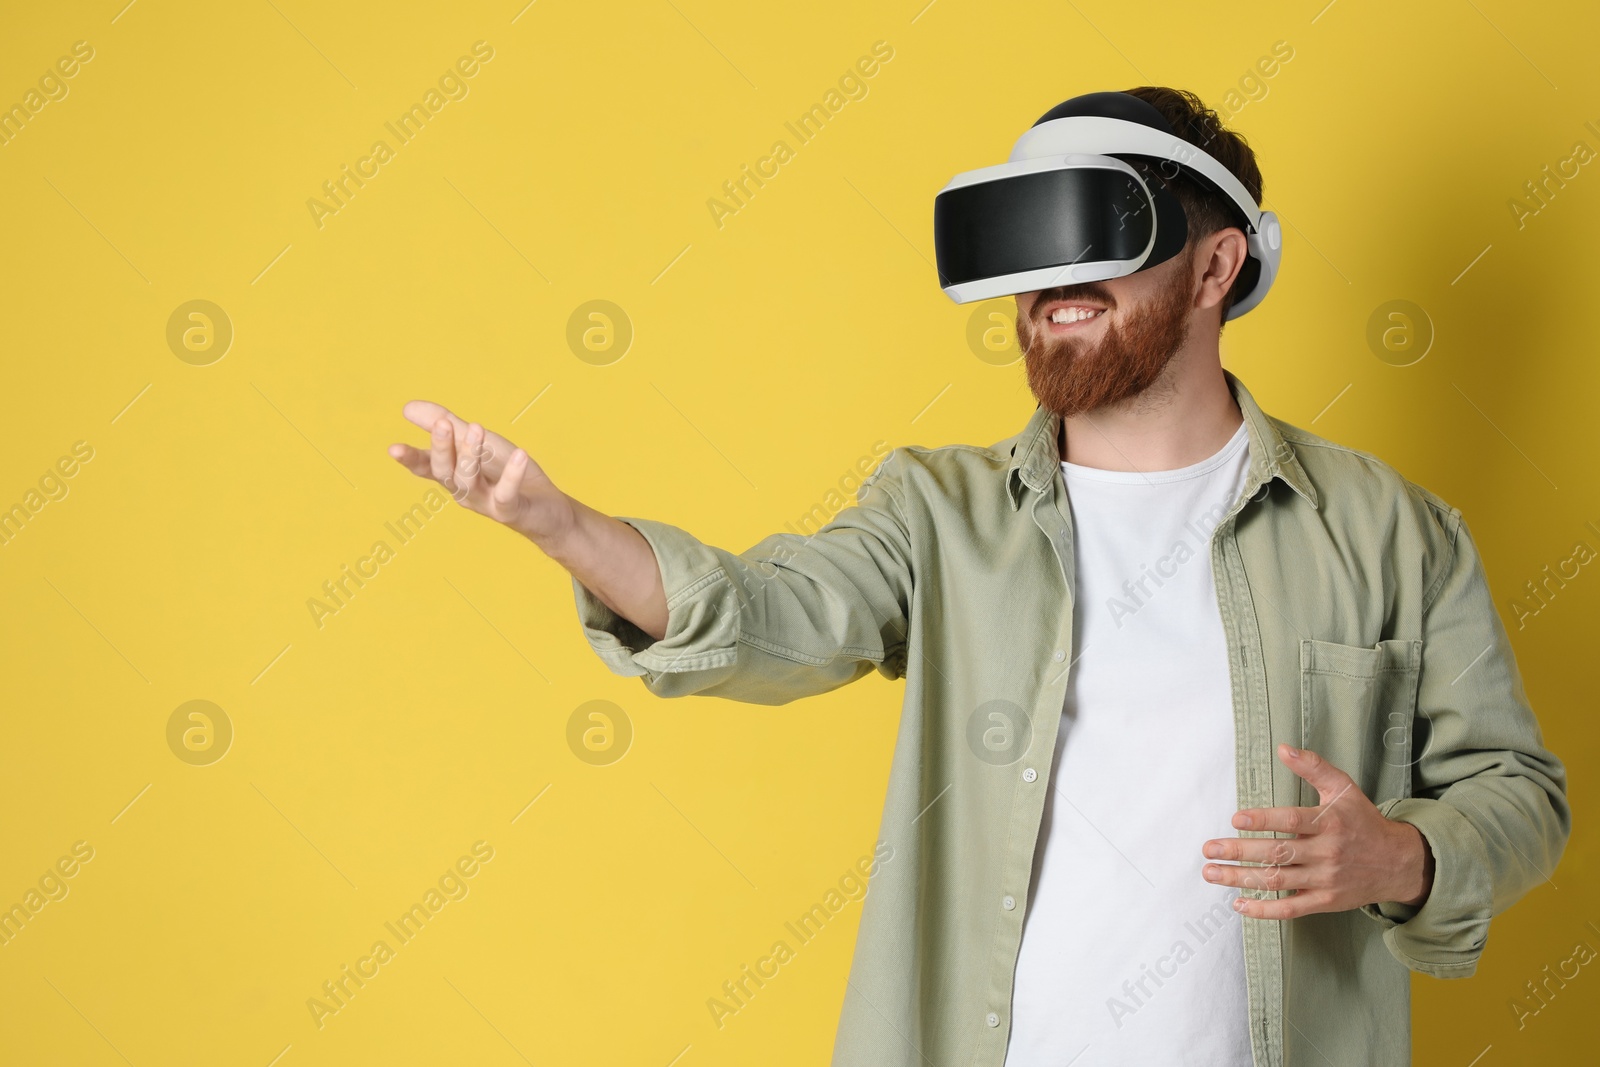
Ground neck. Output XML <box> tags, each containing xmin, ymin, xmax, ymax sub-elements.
<box><xmin>1056</xmin><ymin>347</ymin><xmax>1243</xmax><ymax>472</ymax></box>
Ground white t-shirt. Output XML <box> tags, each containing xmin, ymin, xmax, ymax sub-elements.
<box><xmin>1004</xmin><ymin>419</ymin><xmax>1255</xmax><ymax>1067</ymax></box>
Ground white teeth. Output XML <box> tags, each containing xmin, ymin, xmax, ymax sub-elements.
<box><xmin>1050</xmin><ymin>306</ymin><xmax>1103</xmax><ymax>324</ymax></box>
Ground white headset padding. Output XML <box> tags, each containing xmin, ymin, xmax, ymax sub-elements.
<box><xmin>1226</xmin><ymin>210</ymin><xmax>1281</xmax><ymax>320</ymax></box>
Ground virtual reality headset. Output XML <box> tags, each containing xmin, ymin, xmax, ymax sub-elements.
<box><xmin>933</xmin><ymin>91</ymin><xmax>1282</xmax><ymax>320</ymax></box>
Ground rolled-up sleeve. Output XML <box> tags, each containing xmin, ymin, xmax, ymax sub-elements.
<box><xmin>1360</xmin><ymin>505</ymin><xmax>1572</xmax><ymax>977</ymax></box>
<box><xmin>571</xmin><ymin>449</ymin><xmax>915</xmax><ymax>705</ymax></box>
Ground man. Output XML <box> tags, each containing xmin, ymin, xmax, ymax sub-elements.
<box><xmin>388</xmin><ymin>87</ymin><xmax>1569</xmax><ymax>1066</ymax></box>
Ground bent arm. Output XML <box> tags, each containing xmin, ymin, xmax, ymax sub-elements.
<box><xmin>1361</xmin><ymin>506</ymin><xmax>1572</xmax><ymax>977</ymax></box>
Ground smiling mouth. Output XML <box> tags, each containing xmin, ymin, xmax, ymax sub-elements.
<box><xmin>1043</xmin><ymin>305</ymin><xmax>1107</xmax><ymax>332</ymax></box>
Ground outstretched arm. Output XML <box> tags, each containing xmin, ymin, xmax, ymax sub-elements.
<box><xmin>388</xmin><ymin>399</ymin><xmax>915</xmax><ymax>706</ymax></box>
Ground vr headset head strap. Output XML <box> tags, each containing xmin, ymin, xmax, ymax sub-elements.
<box><xmin>1013</xmin><ymin>92</ymin><xmax>1262</xmax><ymax>233</ymax></box>
<box><xmin>1010</xmin><ymin>92</ymin><xmax>1281</xmax><ymax>320</ymax></box>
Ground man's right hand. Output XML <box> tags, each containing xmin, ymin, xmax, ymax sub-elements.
<box><xmin>386</xmin><ymin>399</ymin><xmax>670</xmax><ymax>640</ymax></box>
<box><xmin>387</xmin><ymin>400</ymin><xmax>575</xmax><ymax>546</ymax></box>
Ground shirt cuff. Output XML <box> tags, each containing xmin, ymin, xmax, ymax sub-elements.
<box><xmin>1359</xmin><ymin>795</ymin><xmax>1492</xmax><ymax>977</ymax></box>
<box><xmin>569</xmin><ymin>515</ymin><xmax>741</xmax><ymax>679</ymax></box>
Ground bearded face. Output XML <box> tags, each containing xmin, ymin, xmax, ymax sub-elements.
<box><xmin>1015</xmin><ymin>242</ymin><xmax>1200</xmax><ymax>419</ymax></box>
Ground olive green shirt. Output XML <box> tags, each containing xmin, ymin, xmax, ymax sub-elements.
<box><xmin>571</xmin><ymin>368</ymin><xmax>1570</xmax><ymax>1066</ymax></box>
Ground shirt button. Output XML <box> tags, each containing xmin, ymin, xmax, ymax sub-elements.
<box><xmin>1002</xmin><ymin>895</ymin><xmax>1016</xmax><ymax>910</ymax></box>
<box><xmin>986</xmin><ymin>1011</ymin><xmax>1000</xmax><ymax>1027</ymax></box>
<box><xmin>1022</xmin><ymin>767</ymin><xmax>1037</xmax><ymax>783</ymax></box>
<box><xmin>1052</xmin><ymin>649</ymin><xmax>1066</xmax><ymax>662</ymax></box>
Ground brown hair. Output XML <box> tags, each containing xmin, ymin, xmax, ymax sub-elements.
<box><xmin>1120</xmin><ymin>86</ymin><xmax>1264</xmax><ymax>322</ymax></box>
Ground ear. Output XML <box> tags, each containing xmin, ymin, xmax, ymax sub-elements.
<box><xmin>1194</xmin><ymin>228</ymin><xmax>1250</xmax><ymax>316</ymax></box>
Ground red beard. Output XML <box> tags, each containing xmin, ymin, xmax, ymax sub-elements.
<box><xmin>1017</xmin><ymin>248</ymin><xmax>1197</xmax><ymax>419</ymax></box>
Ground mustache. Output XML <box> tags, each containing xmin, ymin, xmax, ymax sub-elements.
<box><xmin>1029</xmin><ymin>286</ymin><xmax>1115</xmax><ymax>316</ymax></box>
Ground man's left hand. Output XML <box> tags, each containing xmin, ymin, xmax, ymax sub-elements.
<box><xmin>1199</xmin><ymin>742</ymin><xmax>1435</xmax><ymax>919</ymax></box>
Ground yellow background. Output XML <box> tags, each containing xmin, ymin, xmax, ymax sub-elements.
<box><xmin>2</xmin><ymin>1</ymin><xmax>1596</xmax><ymax>1064</ymax></box>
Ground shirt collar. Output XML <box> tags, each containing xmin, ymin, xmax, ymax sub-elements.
<box><xmin>1003</xmin><ymin>368</ymin><xmax>1320</xmax><ymax>512</ymax></box>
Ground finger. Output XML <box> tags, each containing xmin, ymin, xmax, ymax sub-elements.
<box><xmin>1232</xmin><ymin>888</ymin><xmax>1335</xmax><ymax>921</ymax></box>
<box><xmin>455</xmin><ymin>423</ymin><xmax>485</xmax><ymax>500</ymax></box>
<box><xmin>1203</xmin><ymin>861</ymin><xmax>1306</xmax><ymax>894</ymax></box>
<box><xmin>458</xmin><ymin>422</ymin><xmax>484</xmax><ymax>481</ymax></box>
<box><xmin>469</xmin><ymin>432</ymin><xmax>498</xmax><ymax>476</ymax></box>
<box><xmin>469</xmin><ymin>424</ymin><xmax>514</xmax><ymax>482</ymax></box>
<box><xmin>1203</xmin><ymin>836</ymin><xmax>1302</xmax><ymax>865</ymax></box>
<box><xmin>404</xmin><ymin>400</ymin><xmax>468</xmax><ymax>437</ymax></box>
<box><xmin>490</xmin><ymin>447</ymin><xmax>529</xmax><ymax>518</ymax></box>
<box><xmin>402</xmin><ymin>400</ymin><xmax>523</xmax><ymax>481</ymax></box>
<box><xmin>429</xmin><ymin>418</ymin><xmax>457</xmax><ymax>488</ymax></box>
<box><xmin>388</xmin><ymin>442</ymin><xmax>432</xmax><ymax>476</ymax></box>
<box><xmin>1232</xmin><ymin>805</ymin><xmax>1321</xmax><ymax>834</ymax></box>
<box><xmin>1279</xmin><ymin>744</ymin><xmax>1359</xmax><ymax>805</ymax></box>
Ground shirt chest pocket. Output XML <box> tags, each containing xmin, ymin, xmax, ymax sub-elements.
<box><xmin>1298</xmin><ymin>637</ymin><xmax>1424</xmax><ymax>808</ymax></box>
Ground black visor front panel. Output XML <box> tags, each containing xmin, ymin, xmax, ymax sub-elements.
<box><xmin>934</xmin><ymin>166</ymin><xmax>1158</xmax><ymax>288</ymax></box>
